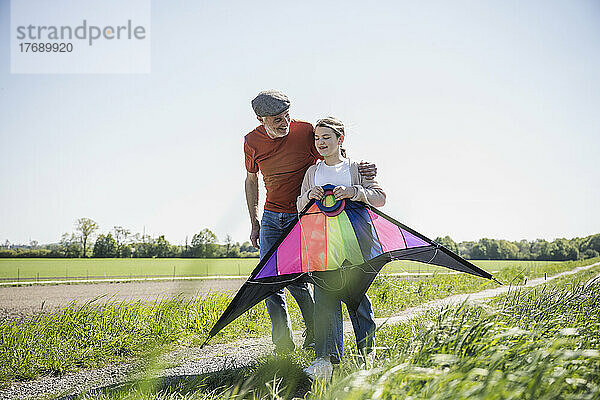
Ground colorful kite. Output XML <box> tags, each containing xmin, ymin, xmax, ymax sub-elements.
<box><xmin>205</xmin><ymin>185</ymin><xmax>496</xmax><ymax>344</ymax></box>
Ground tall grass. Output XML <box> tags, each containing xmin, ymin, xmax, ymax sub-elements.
<box><xmin>71</xmin><ymin>261</ymin><xmax>600</xmax><ymax>400</ymax></box>
<box><xmin>0</xmin><ymin>293</ymin><xmax>273</xmax><ymax>383</ymax></box>
<box><xmin>314</xmin><ymin>268</ymin><xmax>600</xmax><ymax>399</ymax></box>
<box><xmin>368</xmin><ymin>257</ymin><xmax>598</xmax><ymax>317</ymax></box>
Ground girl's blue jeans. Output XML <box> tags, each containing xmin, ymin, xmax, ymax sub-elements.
<box><xmin>314</xmin><ymin>285</ymin><xmax>376</xmax><ymax>362</ymax></box>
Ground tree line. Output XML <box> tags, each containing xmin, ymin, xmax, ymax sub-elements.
<box><xmin>434</xmin><ymin>234</ymin><xmax>600</xmax><ymax>261</ymax></box>
<box><xmin>1</xmin><ymin>217</ymin><xmax>599</xmax><ymax>261</ymax></box>
<box><xmin>0</xmin><ymin>218</ymin><xmax>259</xmax><ymax>259</ymax></box>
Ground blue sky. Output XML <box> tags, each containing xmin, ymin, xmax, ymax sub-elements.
<box><xmin>1</xmin><ymin>0</ymin><xmax>599</xmax><ymax>245</ymax></box>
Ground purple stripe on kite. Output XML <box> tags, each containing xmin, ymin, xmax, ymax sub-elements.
<box><xmin>346</xmin><ymin>205</ymin><xmax>383</xmax><ymax>260</ymax></box>
<box><xmin>367</xmin><ymin>209</ymin><xmax>406</xmax><ymax>252</ymax></box>
<box><xmin>401</xmin><ymin>228</ymin><xmax>430</xmax><ymax>248</ymax></box>
<box><xmin>256</xmin><ymin>252</ymin><xmax>278</xmax><ymax>279</ymax></box>
<box><xmin>277</xmin><ymin>222</ymin><xmax>303</xmax><ymax>275</ymax></box>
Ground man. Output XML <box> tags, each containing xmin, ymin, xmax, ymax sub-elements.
<box><xmin>243</xmin><ymin>90</ymin><xmax>376</xmax><ymax>353</ymax></box>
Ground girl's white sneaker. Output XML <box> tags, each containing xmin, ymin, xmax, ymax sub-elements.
<box><xmin>303</xmin><ymin>357</ymin><xmax>333</xmax><ymax>380</ymax></box>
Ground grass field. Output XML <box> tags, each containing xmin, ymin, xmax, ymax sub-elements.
<box><xmin>0</xmin><ymin>258</ymin><xmax>558</xmax><ymax>282</ymax></box>
<box><xmin>5</xmin><ymin>258</ymin><xmax>596</xmax><ymax>399</ymax></box>
<box><xmin>0</xmin><ymin>258</ymin><xmax>595</xmax><ymax>385</ymax></box>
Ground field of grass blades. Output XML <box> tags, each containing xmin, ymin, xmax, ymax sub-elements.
<box><xmin>314</xmin><ymin>265</ymin><xmax>600</xmax><ymax>400</ymax></box>
<box><xmin>0</xmin><ymin>258</ymin><xmax>597</xmax><ymax>388</ymax></box>
<box><xmin>69</xmin><ymin>260</ymin><xmax>600</xmax><ymax>399</ymax></box>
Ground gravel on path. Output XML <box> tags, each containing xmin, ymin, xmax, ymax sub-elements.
<box><xmin>1</xmin><ymin>262</ymin><xmax>598</xmax><ymax>400</ymax></box>
<box><xmin>0</xmin><ymin>279</ymin><xmax>246</xmax><ymax>322</ymax></box>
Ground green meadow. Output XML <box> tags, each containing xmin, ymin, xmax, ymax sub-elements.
<box><xmin>0</xmin><ymin>258</ymin><xmax>556</xmax><ymax>282</ymax></box>
<box><xmin>0</xmin><ymin>258</ymin><xmax>258</xmax><ymax>281</ymax></box>
<box><xmin>0</xmin><ymin>258</ymin><xmax>595</xmax><ymax>387</ymax></box>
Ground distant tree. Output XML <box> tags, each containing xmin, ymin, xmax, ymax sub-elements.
<box><xmin>182</xmin><ymin>235</ymin><xmax>191</xmax><ymax>257</ymax></box>
<box><xmin>113</xmin><ymin>226</ymin><xmax>131</xmax><ymax>258</ymax></box>
<box><xmin>239</xmin><ymin>240</ymin><xmax>259</xmax><ymax>258</ymax></box>
<box><xmin>0</xmin><ymin>248</ymin><xmax>51</xmax><ymax>258</ymax></box>
<box><xmin>434</xmin><ymin>236</ymin><xmax>459</xmax><ymax>254</ymax></box>
<box><xmin>516</xmin><ymin>240</ymin><xmax>531</xmax><ymax>260</ymax></box>
<box><xmin>169</xmin><ymin>243</ymin><xmax>182</xmax><ymax>258</ymax></box>
<box><xmin>581</xmin><ymin>234</ymin><xmax>600</xmax><ymax>254</ymax></box>
<box><xmin>93</xmin><ymin>234</ymin><xmax>118</xmax><ymax>257</ymax></box>
<box><xmin>154</xmin><ymin>235</ymin><xmax>171</xmax><ymax>258</ymax></box>
<box><xmin>483</xmin><ymin>239</ymin><xmax>501</xmax><ymax>259</ymax></box>
<box><xmin>46</xmin><ymin>243</ymin><xmax>64</xmax><ymax>257</ymax></box>
<box><xmin>240</xmin><ymin>241</ymin><xmax>258</xmax><ymax>253</ymax></box>
<box><xmin>497</xmin><ymin>240</ymin><xmax>519</xmax><ymax>260</ymax></box>
<box><xmin>582</xmin><ymin>249</ymin><xmax>599</xmax><ymax>259</ymax></box>
<box><xmin>75</xmin><ymin>218</ymin><xmax>98</xmax><ymax>257</ymax></box>
<box><xmin>131</xmin><ymin>233</ymin><xmax>154</xmax><ymax>257</ymax></box>
<box><xmin>225</xmin><ymin>234</ymin><xmax>233</xmax><ymax>254</ymax></box>
<box><xmin>221</xmin><ymin>235</ymin><xmax>242</xmax><ymax>257</ymax></box>
<box><xmin>59</xmin><ymin>232</ymin><xmax>82</xmax><ymax>257</ymax></box>
<box><xmin>458</xmin><ymin>241</ymin><xmax>475</xmax><ymax>259</ymax></box>
<box><xmin>191</xmin><ymin>229</ymin><xmax>218</xmax><ymax>258</ymax></box>
<box><xmin>530</xmin><ymin>239</ymin><xmax>550</xmax><ymax>260</ymax></box>
<box><xmin>232</xmin><ymin>242</ymin><xmax>242</xmax><ymax>258</ymax></box>
<box><xmin>470</xmin><ymin>242</ymin><xmax>487</xmax><ymax>259</ymax></box>
<box><xmin>127</xmin><ymin>234</ymin><xmax>180</xmax><ymax>258</ymax></box>
<box><xmin>2</xmin><ymin>240</ymin><xmax>10</xmax><ymax>249</ymax></box>
<box><xmin>549</xmin><ymin>239</ymin><xmax>578</xmax><ymax>261</ymax></box>
<box><xmin>120</xmin><ymin>245</ymin><xmax>133</xmax><ymax>258</ymax></box>
<box><xmin>133</xmin><ymin>241</ymin><xmax>152</xmax><ymax>258</ymax></box>
<box><xmin>29</xmin><ymin>240</ymin><xmax>39</xmax><ymax>249</ymax></box>
<box><xmin>0</xmin><ymin>249</ymin><xmax>16</xmax><ymax>257</ymax></box>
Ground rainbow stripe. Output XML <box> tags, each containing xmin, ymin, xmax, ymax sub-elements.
<box><xmin>255</xmin><ymin>202</ymin><xmax>429</xmax><ymax>279</ymax></box>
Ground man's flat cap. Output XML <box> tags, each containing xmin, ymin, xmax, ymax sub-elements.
<box><xmin>251</xmin><ymin>90</ymin><xmax>290</xmax><ymax>117</ymax></box>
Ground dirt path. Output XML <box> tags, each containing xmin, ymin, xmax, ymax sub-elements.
<box><xmin>0</xmin><ymin>279</ymin><xmax>246</xmax><ymax>322</ymax></box>
<box><xmin>1</xmin><ymin>262</ymin><xmax>598</xmax><ymax>400</ymax></box>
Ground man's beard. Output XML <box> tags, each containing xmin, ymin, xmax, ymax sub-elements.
<box><xmin>265</xmin><ymin>124</ymin><xmax>289</xmax><ymax>138</ymax></box>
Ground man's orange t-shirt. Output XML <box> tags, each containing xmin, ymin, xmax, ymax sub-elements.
<box><xmin>244</xmin><ymin>120</ymin><xmax>322</xmax><ymax>213</ymax></box>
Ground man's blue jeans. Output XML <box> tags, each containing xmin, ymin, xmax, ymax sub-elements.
<box><xmin>260</xmin><ymin>210</ymin><xmax>315</xmax><ymax>350</ymax></box>
<box><xmin>314</xmin><ymin>285</ymin><xmax>375</xmax><ymax>362</ymax></box>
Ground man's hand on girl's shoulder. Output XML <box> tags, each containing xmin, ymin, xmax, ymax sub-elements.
<box><xmin>358</xmin><ymin>161</ymin><xmax>377</xmax><ymax>179</ymax></box>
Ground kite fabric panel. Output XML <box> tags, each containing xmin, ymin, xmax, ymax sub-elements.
<box><xmin>205</xmin><ymin>188</ymin><xmax>494</xmax><ymax>345</ymax></box>
<box><xmin>254</xmin><ymin>202</ymin><xmax>432</xmax><ymax>279</ymax></box>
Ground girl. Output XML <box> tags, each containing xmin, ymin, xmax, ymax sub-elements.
<box><xmin>297</xmin><ymin>116</ymin><xmax>386</xmax><ymax>379</ymax></box>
